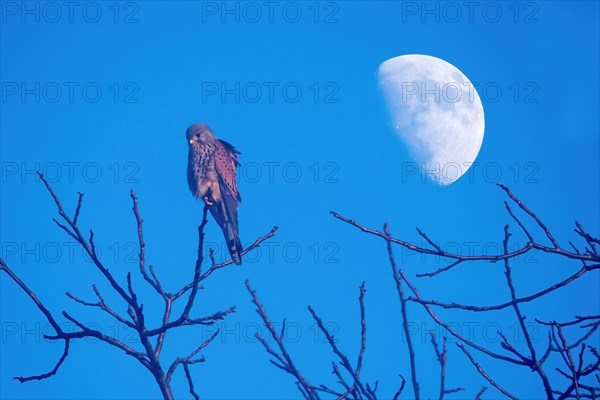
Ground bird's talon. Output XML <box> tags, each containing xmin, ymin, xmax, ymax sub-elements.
<box><xmin>203</xmin><ymin>196</ymin><xmax>214</xmax><ymax>206</ymax></box>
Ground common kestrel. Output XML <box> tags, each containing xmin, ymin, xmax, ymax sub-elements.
<box><xmin>186</xmin><ymin>124</ymin><xmax>243</xmax><ymax>265</ymax></box>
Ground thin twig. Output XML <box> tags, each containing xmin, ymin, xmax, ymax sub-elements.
<box><xmin>457</xmin><ymin>343</ymin><xmax>518</xmax><ymax>400</ymax></box>
<box><xmin>502</xmin><ymin>225</ymin><xmax>553</xmax><ymax>398</ymax></box>
<box><xmin>246</xmin><ymin>281</ymin><xmax>318</xmax><ymax>400</ymax></box>
<box><xmin>385</xmin><ymin>223</ymin><xmax>420</xmax><ymax>400</ymax></box>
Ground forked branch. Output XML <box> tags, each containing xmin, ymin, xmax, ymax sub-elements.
<box><xmin>1</xmin><ymin>173</ymin><xmax>277</xmax><ymax>399</ymax></box>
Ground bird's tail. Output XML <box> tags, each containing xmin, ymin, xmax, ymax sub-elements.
<box><xmin>223</xmin><ymin>218</ymin><xmax>243</xmax><ymax>265</ymax></box>
<box><xmin>210</xmin><ymin>195</ymin><xmax>243</xmax><ymax>265</ymax></box>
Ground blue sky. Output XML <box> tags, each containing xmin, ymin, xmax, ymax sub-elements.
<box><xmin>1</xmin><ymin>1</ymin><xmax>599</xmax><ymax>399</ymax></box>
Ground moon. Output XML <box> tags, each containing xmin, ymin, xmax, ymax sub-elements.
<box><xmin>378</xmin><ymin>54</ymin><xmax>485</xmax><ymax>185</ymax></box>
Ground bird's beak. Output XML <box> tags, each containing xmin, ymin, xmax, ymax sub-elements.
<box><xmin>189</xmin><ymin>139</ymin><xmax>194</xmax><ymax>144</ymax></box>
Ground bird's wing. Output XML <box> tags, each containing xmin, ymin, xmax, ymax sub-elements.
<box><xmin>213</xmin><ymin>139</ymin><xmax>243</xmax><ymax>264</ymax></box>
<box><xmin>218</xmin><ymin>139</ymin><xmax>241</xmax><ymax>166</ymax></box>
<box><xmin>215</xmin><ymin>140</ymin><xmax>241</xmax><ymax>203</ymax></box>
<box><xmin>212</xmin><ymin>174</ymin><xmax>243</xmax><ymax>263</ymax></box>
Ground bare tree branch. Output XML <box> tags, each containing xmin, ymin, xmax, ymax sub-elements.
<box><xmin>12</xmin><ymin>339</ymin><xmax>71</xmax><ymax>383</ymax></box>
<box><xmin>246</xmin><ymin>280</ymin><xmax>318</xmax><ymax>400</ymax></box>
<box><xmin>457</xmin><ymin>343</ymin><xmax>518</xmax><ymax>400</ymax></box>
<box><xmin>248</xmin><ymin>280</ymin><xmax>385</xmax><ymax>400</ymax></box>
<box><xmin>66</xmin><ymin>287</ymin><xmax>135</xmax><ymax>328</ymax></box>
<box><xmin>392</xmin><ymin>375</ymin><xmax>406</xmax><ymax>400</ymax></box>
<box><xmin>183</xmin><ymin>363</ymin><xmax>201</xmax><ymax>400</ymax></box>
<box><xmin>384</xmin><ymin>223</ymin><xmax>419</xmax><ymax>400</ymax></box>
<box><xmin>501</xmin><ymin>225</ymin><xmax>553</xmax><ymax>398</ymax></box>
<box><xmin>474</xmin><ymin>386</ymin><xmax>488</xmax><ymax>400</ymax></box>
<box><xmin>1</xmin><ymin>174</ymin><xmax>276</xmax><ymax>399</ymax></box>
<box><xmin>330</xmin><ymin>185</ymin><xmax>600</xmax><ymax>269</ymax></box>
<box><xmin>408</xmin><ymin>263</ymin><xmax>599</xmax><ymax>312</ymax></box>
<box><xmin>496</xmin><ymin>184</ymin><xmax>559</xmax><ymax>248</ymax></box>
<box><xmin>430</xmin><ymin>333</ymin><xmax>464</xmax><ymax>399</ymax></box>
<box><xmin>331</xmin><ymin>185</ymin><xmax>599</xmax><ymax>399</ymax></box>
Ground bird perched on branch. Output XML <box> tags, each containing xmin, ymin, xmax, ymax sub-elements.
<box><xmin>186</xmin><ymin>123</ymin><xmax>243</xmax><ymax>265</ymax></box>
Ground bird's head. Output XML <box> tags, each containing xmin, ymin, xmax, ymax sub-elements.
<box><xmin>186</xmin><ymin>124</ymin><xmax>215</xmax><ymax>145</ymax></box>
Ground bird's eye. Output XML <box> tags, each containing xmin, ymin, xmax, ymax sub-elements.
<box><xmin>195</xmin><ymin>133</ymin><xmax>200</xmax><ymax>137</ymax></box>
